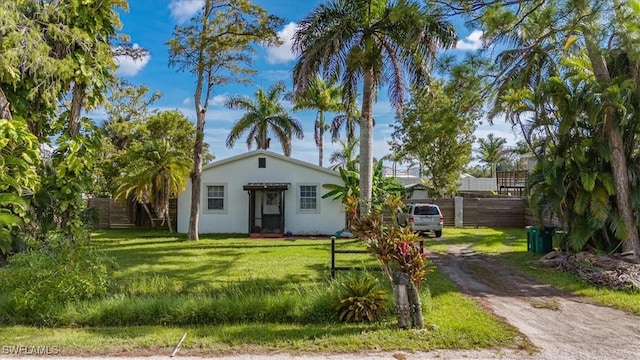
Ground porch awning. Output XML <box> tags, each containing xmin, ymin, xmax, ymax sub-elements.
<box><xmin>243</xmin><ymin>182</ymin><xmax>290</xmax><ymax>190</ymax></box>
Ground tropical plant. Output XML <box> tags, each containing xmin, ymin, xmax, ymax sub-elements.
<box><xmin>94</xmin><ymin>81</ymin><xmax>162</xmax><ymax>197</ymax></box>
<box><xmin>329</xmin><ymin>137</ymin><xmax>359</xmax><ymax>170</ymax></box>
<box><xmin>0</xmin><ymin>0</ymin><xmax>141</xmax><ymax>239</ymax></box>
<box><xmin>289</xmin><ymin>75</ymin><xmax>343</xmax><ymax>167</ymax></box>
<box><xmin>333</xmin><ymin>272</ymin><xmax>389</xmax><ymax>323</ymax></box>
<box><xmin>115</xmin><ymin>111</ymin><xmax>194</xmax><ymax>232</ymax></box>
<box><xmin>167</xmin><ymin>0</ymin><xmax>282</xmax><ymax>240</ymax></box>
<box><xmin>293</xmin><ymin>0</ymin><xmax>456</xmax><ymax>215</ymax></box>
<box><xmin>0</xmin><ymin>118</ymin><xmax>40</xmax><ymax>258</ymax></box>
<box><xmin>323</xmin><ymin>161</ymin><xmax>404</xmax><ymax>209</ymax></box>
<box><xmin>225</xmin><ymin>82</ymin><xmax>303</xmax><ymax>156</ymax></box>
<box><xmin>476</xmin><ymin>134</ymin><xmax>508</xmax><ymax>178</ymax></box>
<box><xmin>345</xmin><ymin>194</ymin><xmax>431</xmax><ymax>329</ymax></box>
<box><xmin>470</xmin><ymin>0</ymin><xmax>640</xmax><ymax>256</ymax></box>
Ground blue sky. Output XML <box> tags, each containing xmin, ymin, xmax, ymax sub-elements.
<box><xmin>109</xmin><ymin>0</ymin><xmax>518</xmax><ymax>167</ymax></box>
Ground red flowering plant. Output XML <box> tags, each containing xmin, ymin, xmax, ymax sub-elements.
<box><xmin>344</xmin><ymin>194</ymin><xmax>433</xmax><ymax>328</ymax></box>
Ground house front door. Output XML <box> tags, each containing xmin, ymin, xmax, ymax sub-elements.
<box><xmin>261</xmin><ymin>191</ymin><xmax>282</xmax><ymax>233</ymax></box>
<box><xmin>244</xmin><ymin>183</ymin><xmax>289</xmax><ymax>235</ymax></box>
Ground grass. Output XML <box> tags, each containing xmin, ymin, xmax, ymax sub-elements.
<box><xmin>425</xmin><ymin>227</ymin><xmax>640</xmax><ymax>315</ymax></box>
<box><xmin>0</xmin><ymin>229</ymin><xmax>525</xmax><ymax>355</ymax></box>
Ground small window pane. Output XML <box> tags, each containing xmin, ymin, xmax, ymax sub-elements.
<box><xmin>207</xmin><ymin>185</ymin><xmax>225</xmax><ymax>210</ymax></box>
<box><xmin>300</xmin><ymin>185</ymin><xmax>317</xmax><ymax>210</ymax></box>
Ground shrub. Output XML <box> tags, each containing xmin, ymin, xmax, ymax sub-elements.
<box><xmin>0</xmin><ymin>232</ymin><xmax>116</xmax><ymax>325</ymax></box>
<box><xmin>333</xmin><ymin>272</ymin><xmax>390</xmax><ymax>323</ymax></box>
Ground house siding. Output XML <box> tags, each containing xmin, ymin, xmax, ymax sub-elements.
<box><xmin>177</xmin><ymin>151</ymin><xmax>345</xmax><ymax>235</ymax></box>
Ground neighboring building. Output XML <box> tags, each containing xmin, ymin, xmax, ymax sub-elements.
<box><xmin>458</xmin><ymin>175</ymin><xmax>497</xmax><ymax>192</ymax></box>
<box><xmin>404</xmin><ymin>183</ymin><xmax>429</xmax><ymax>200</ymax></box>
<box><xmin>176</xmin><ymin>150</ymin><xmax>345</xmax><ymax>236</ymax></box>
<box><xmin>388</xmin><ymin>172</ymin><xmax>498</xmax><ymax>198</ymax></box>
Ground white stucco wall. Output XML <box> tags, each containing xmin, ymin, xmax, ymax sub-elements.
<box><xmin>177</xmin><ymin>150</ymin><xmax>345</xmax><ymax>235</ymax></box>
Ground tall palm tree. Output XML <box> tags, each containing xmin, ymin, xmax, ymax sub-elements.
<box><xmin>476</xmin><ymin>133</ymin><xmax>508</xmax><ymax>177</ymax></box>
<box><xmin>226</xmin><ymin>82</ymin><xmax>303</xmax><ymax>156</ymax></box>
<box><xmin>290</xmin><ymin>75</ymin><xmax>342</xmax><ymax>167</ymax></box>
<box><xmin>293</xmin><ymin>0</ymin><xmax>456</xmax><ymax>214</ymax></box>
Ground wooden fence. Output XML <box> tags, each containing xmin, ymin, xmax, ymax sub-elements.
<box><xmin>87</xmin><ymin>196</ymin><xmax>541</xmax><ymax>232</ymax></box>
<box><xmin>86</xmin><ymin>198</ymin><xmax>177</xmax><ymax>230</ymax></box>
<box><xmin>405</xmin><ymin>197</ymin><xmax>530</xmax><ymax>228</ymax></box>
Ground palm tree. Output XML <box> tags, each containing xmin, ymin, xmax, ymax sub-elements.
<box><xmin>329</xmin><ymin>137</ymin><xmax>359</xmax><ymax>171</ymax></box>
<box><xmin>382</xmin><ymin>144</ymin><xmax>405</xmax><ymax>177</ymax></box>
<box><xmin>293</xmin><ymin>0</ymin><xmax>456</xmax><ymax>214</ymax></box>
<box><xmin>226</xmin><ymin>82</ymin><xmax>303</xmax><ymax>156</ymax></box>
<box><xmin>330</xmin><ymin>98</ymin><xmax>360</xmax><ymax>144</ymax></box>
<box><xmin>290</xmin><ymin>75</ymin><xmax>342</xmax><ymax>167</ymax></box>
<box><xmin>476</xmin><ymin>134</ymin><xmax>508</xmax><ymax>177</ymax></box>
<box><xmin>116</xmin><ymin>138</ymin><xmax>191</xmax><ymax>232</ymax></box>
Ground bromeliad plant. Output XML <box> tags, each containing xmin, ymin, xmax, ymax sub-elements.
<box><xmin>345</xmin><ymin>194</ymin><xmax>433</xmax><ymax>329</ymax></box>
<box><xmin>333</xmin><ymin>272</ymin><xmax>389</xmax><ymax>323</ymax></box>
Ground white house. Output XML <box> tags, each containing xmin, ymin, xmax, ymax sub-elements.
<box><xmin>177</xmin><ymin>150</ymin><xmax>345</xmax><ymax>236</ymax></box>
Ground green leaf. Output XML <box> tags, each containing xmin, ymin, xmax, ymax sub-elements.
<box><xmin>564</xmin><ymin>35</ymin><xmax>580</xmax><ymax>52</ymax></box>
<box><xmin>580</xmin><ymin>172</ymin><xmax>596</xmax><ymax>192</ymax></box>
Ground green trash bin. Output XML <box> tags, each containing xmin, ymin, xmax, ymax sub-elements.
<box><xmin>539</xmin><ymin>226</ymin><xmax>555</xmax><ymax>254</ymax></box>
<box><xmin>526</xmin><ymin>226</ymin><xmax>539</xmax><ymax>253</ymax></box>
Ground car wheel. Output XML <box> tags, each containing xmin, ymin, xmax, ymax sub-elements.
<box><xmin>435</xmin><ymin>230</ymin><xmax>442</xmax><ymax>238</ymax></box>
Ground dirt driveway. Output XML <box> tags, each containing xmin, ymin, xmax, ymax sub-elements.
<box><xmin>429</xmin><ymin>243</ymin><xmax>640</xmax><ymax>359</ymax></box>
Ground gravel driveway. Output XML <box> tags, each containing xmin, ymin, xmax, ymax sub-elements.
<box><xmin>428</xmin><ymin>243</ymin><xmax>640</xmax><ymax>360</ymax></box>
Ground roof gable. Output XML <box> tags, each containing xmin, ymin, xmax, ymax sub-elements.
<box><xmin>202</xmin><ymin>150</ymin><xmax>340</xmax><ymax>177</ymax></box>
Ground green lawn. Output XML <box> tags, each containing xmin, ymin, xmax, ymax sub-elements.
<box><xmin>426</xmin><ymin>227</ymin><xmax>640</xmax><ymax>315</ymax></box>
<box><xmin>0</xmin><ymin>229</ymin><xmax>526</xmax><ymax>355</ymax></box>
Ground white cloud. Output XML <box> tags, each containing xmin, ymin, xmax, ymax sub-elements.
<box><xmin>114</xmin><ymin>44</ymin><xmax>151</xmax><ymax>77</ymax></box>
<box><xmin>210</xmin><ymin>94</ymin><xmax>228</xmax><ymax>107</ymax></box>
<box><xmin>169</xmin><ymin>0</ymin><xmax>204</xmax><ymax>23</ymax></box>
<box><xmin>265</xmin><ymin>22</ymin><xmax>298</xmax><ymax>64</ymax></box>
<box><xmin>260</xmin><ymin>70</ymin><xmax>292</xmax><ymax>82</ymax></box>
<box><xmin>182</xmin><ymin>98</ymin><xmax>191</xmax><ymax>105</ymax></box>
<box><xmin>456</xmin><ymin>30</ymin><xmax>484</xmax><ymax>51</ymax></box>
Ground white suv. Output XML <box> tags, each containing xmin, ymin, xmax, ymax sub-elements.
<box><xmin>399</xmin><ymin>203</ymin><xmax>443</xmax><ymax>238</ymax></box>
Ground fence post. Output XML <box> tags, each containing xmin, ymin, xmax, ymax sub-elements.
<box><xmin>108</xmin><ymin>198</ymin><xmax>112</xmax><ymax>229</ymax></box>
<box><xmin>330</xmin><ymin>236</ymin><xmax>336</xmax><ymax>280</ymax></box>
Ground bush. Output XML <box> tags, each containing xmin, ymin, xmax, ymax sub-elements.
<box><xmin>333</xmin><ymin>272</ymin><xmax>390</xmax><ymax>323</ymax></box>
<box><xmin>0</xmin><ymin>233</ymin><xmax>116</xmax><ymax>325</ymax></box>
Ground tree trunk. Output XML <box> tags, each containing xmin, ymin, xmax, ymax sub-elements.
<box><xmin>359</xmin><ymin>67</ymin><xmax>375</xmax><ymax>216</ymax></box>
<box><xmin>166</xmin><ymin>207</ymin><xmax>173</xmax><ymax>233</ymax></box>
<box><xmin>585</xmin><ymin>31</ymin><xmax>640</xmax><ymax>257</ymax></box>
<box><xmin>142</xmin><ymin>202</ymin><xmax>156</xmax><ymax>229</ymax></box>
<box><xmin>606</xmin><ymin>122</ymin><xmax>640</xmax><ymax>256</ymax></box>
<box><xmin>392</xmin><ymin>271</ymin><xmax>411</xmax><ymax>329</ymax></box>
<box><xmin>407</xmin><ymin>282</ymin><xmax>424</xmax><ymax>329</ymax></box>
<box><xmin>69</xmin><ymin>82</ymin><xmax>85</xmax><ymax>136</ymax></box>
<box><xmin>318</xmin><ymin>111</ymin><xmax>324</xmax><ymax>167</ymax></box>
<box><xmin>0</xmin><ymin>87</ymin><xmax>12</xmax><ymax>120</ymax></box>
<box><xmin>188</xmin><ymin>110</ymin><xmax>205</xmax><ymax>241</ymax></box>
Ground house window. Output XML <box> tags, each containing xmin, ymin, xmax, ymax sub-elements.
<box><xmin>299</xmin><ymin>185</ymin><xmax>317</xmax><ymax>211</ymax></box>
<box><xmin>206</xmin><ymin>185</ymin><xmax>225</xmax><ymax>211</ymax></box>
<box><xmin>258</xmin><ymin>157</ymin><xmax>266</xmax><ymax>168</ymax></box>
